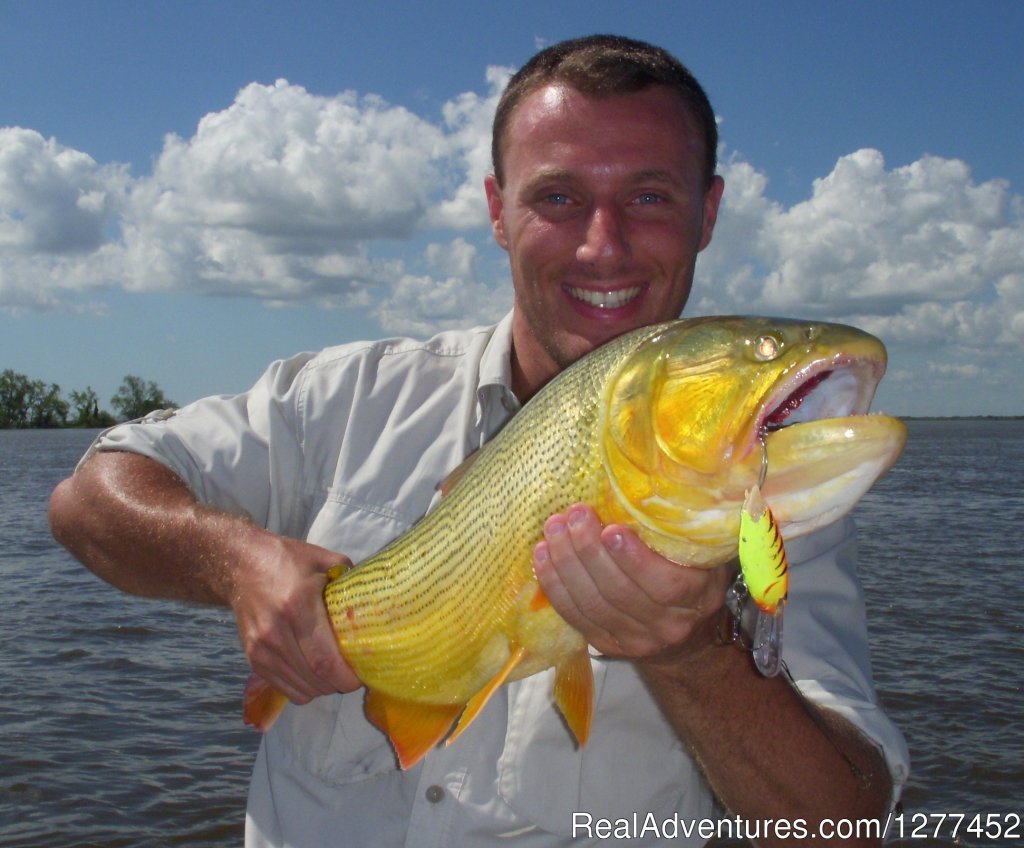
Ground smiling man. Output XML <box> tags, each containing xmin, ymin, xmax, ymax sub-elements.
<box><xmin>487</xmin><ymin>60</ymin><xmax>723</xmax><ymax>399</ymax></box>
<box><xmin>50</xmin><ymin>35</ymin><xmax>907</xmax><ymax>847</ymax></box>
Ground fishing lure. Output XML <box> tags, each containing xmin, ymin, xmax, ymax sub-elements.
<box><xmin>736</xmin><ymin>483</ymin><xmax>789</xmax><ymax>676</ymax></box>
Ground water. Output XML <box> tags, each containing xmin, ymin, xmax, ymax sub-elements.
<box><xmin>855</xmin><ymin>419</ymin><xmax>1024</xmax><ymax>846</ymax></box>
<box><xmin>1</xmin><ymin>429</ymin><xmax>257</xmax><ymax>846</ymax></box>
<box><xmin>2</xmin><ymin>422</ymin><xmax>1022</xmax><ymax>846</ymax></box>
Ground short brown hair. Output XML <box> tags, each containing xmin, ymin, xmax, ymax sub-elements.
<box><xmin>491</xmin><ymin>34</ymin><xmax>718</xmax><ymax>188</ymax></box>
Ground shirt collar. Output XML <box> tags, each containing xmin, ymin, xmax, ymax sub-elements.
<box><xmin>476</xmin><ymin>310</ymin><xmax>521</xmax><ymax>440</ymax></box>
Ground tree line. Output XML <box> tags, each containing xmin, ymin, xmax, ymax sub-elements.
<box><xmin>0</xmin><ymin>370</ymin><xmax>175</xmax><ymax>429</ymax></box>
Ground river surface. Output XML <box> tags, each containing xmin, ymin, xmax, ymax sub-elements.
<box><xmin>1</xmin><ymin>421</ymin><xmax>1022</xmax><ymax>846</ymax></box>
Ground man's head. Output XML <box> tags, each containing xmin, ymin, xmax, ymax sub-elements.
<box><xmin>491</xmin><ymin>34</ymin><xmax>718</xmax><ymax>190</ymax></box>
<box><xmin>485</xmin><ymin>35</ymin><xmax>725</xmax><ymax>399</ymax></box>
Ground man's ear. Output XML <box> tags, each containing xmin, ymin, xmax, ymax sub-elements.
<box><xmin>697</xmin><ymin>174</ymin><xmax>725</xmax><ymax>252</ymax></box>
<box><xmin>484</xmin><ymin>174</ymin><xmax>509</xmax><ymax>250</ymax></box>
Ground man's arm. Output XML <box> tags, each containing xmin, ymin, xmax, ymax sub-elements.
<box><xmin>533</xmin><ymin>504</ymin><xmax>891</xmax><ymax>847</ymax></box>
<box><xmin>49</xmin><ymin>450</ymin><xmax>360</xmax><ymax>704</ymax></box>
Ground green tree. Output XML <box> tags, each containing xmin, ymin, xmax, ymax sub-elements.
<box><xmin>70</xmin><ymin>386</ymin><xmax>116</xmax><ymax>428</ymax></box>
<box><xmin>29</xmin><ymin>380</ymin><xmax>69</xmax><ymax>427</ymax></box>
<box><xmin>0</xmin><ymin>370</ymin><xmax>70</xmax><ymax>428</ymax></box>
<box><xmin>110</xmin><ymin>375</ymin><xmax>175</xmax><ymax>422</ymax></box>
<box><xmin>0</xmin><ymin>369</ymin><xmax>33</xmax><ymax>427</ymax></box>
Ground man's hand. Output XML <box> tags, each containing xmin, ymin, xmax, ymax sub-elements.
<box><xmin>531</xmin><ymin>503</ymin><xmax>732</xmax><ymax>662</ymax></box>
<box><xmin>229</xmin><ymin>532</ymin><xmax>362</xmax><ymax>705</ymax></box>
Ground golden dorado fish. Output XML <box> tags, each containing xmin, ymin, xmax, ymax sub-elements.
<box><xmin>244</xmin><ymin>316</ymin><xmax>906</xmax><ymax>769</ymax></box>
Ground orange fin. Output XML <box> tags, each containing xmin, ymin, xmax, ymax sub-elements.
<box><xmin>437</xmin><ymin>450</ymin><xmax>480</xmax><ymax>497</ymax></box>
<box><xmin>446</xmin><ymin>645</ymin><xmax>527</xmax><ymax>748</ymax></box>
<box><xmin>553</xmin><ymin>649</ymin><xmax>594</xmax><ymax>747</ymax></box>
<box><xmin>243</xmin><ymin>672</ymin><xmax>289</xmax><ymax>732</ymax></box>
<box><xmin>364</xmin><ymin>689</ymin><xmax>462</xmax><ymax>770</ymax></box>
<box><xmin>529</xmin><ymin>585</ymin><xmax>551</xmax><ymax>611</ymax></box>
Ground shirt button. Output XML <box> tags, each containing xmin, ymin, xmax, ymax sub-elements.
<box><xmin>425</xmin><ymin>784</ymin><xmax>445</xmax><ymax>803</ymax></box>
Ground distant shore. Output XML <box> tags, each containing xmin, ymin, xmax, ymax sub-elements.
<box><xmin>3</xmin><ymin>414</ymin><xmax>1023</xmax><ymax>431</ymax></box>
<box><xmin>899</xmin><ymin>415</ymin><xmax>1023</xmax><ymax>421</ymax></box>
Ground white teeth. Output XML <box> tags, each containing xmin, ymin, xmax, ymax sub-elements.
<box><xmin>569</xmin><ymin>286</ymin><xmax>642</xmax><ymax>309</ymax></box>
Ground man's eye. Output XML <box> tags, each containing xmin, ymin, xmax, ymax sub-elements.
<box><xmin>635</xmin><ymin>192</ymin><xmax>663</xmax><ymax>204</ymax></box>
<box><xmin>544</xmin><ymin>193</ymin><xmax>571</xmax><ymax>204</ymax></box>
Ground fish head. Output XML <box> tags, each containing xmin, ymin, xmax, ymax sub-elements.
<box><xmin>601</xmin><ymin>316</ymin><xmax>907</xmax><ymax>565</ymax></box>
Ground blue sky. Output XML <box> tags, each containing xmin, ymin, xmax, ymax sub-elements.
<box><xmin>2</xmin><ymin>0</ymin><xmax>1022</xmax><ymax>416</ymax></box>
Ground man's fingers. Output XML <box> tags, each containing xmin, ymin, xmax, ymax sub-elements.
<box><xmin>534</xmin><ymin>504</ymin><xmax>730</xmax><ymax>660</ymax></box>
<box><xmin>234</xmin><ymin>541</ymin><xmax>361</xmax><ymax>705</ymax></box>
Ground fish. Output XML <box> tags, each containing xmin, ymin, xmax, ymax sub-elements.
<box><xmin>243</xmin><ymin>316</ymin><xmax>907</xmax><ymax>769</ymax></box>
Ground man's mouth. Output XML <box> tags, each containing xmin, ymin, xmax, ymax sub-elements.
<box><xmin>567</xmin><ymin>285</ymin><xmax>644</xmax><ymax>310</ymax></box>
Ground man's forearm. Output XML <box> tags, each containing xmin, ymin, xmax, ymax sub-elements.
<box><xmin>48</xmin><ymin>450</ymin><xmax>258</xmax><ymax>605</ymax></box>
<box><xmin>637</xmin><ymin>631</ymin><xmax>892</xmax><ymax>847</ymax></box>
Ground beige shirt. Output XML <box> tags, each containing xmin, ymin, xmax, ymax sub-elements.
<box><xmin>91</xmin><ymin>312</ymin><xmax>909</xmax><ymax>847</ymax></box>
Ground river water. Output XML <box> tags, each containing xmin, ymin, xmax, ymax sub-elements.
<box><xmin>1</xmin><ymin>421</ymin><xmax>1022</xmax><ymax>846</ymax></box>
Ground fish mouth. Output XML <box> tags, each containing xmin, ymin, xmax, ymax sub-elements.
<box><xmin>757</xmin><ymin>356</ymin><xmax>886</xmax><ymax>440</ymax></box>
<box><xmin>754</xmin><ymin>351</ymin><xmax>905</xmax><ymax>538</ymax></box>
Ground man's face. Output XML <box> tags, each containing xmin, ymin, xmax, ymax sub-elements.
<box><xmin>486</xmin><ymin>83</ymin><xmax>724</xmax><ymax>398</ymax></box>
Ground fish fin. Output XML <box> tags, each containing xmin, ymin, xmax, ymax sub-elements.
<box><xmin>243</xmin><ymin>672</ymin><xmax>289</xmax><ymax>732</ymax></box>
<box><xmin>553</xmin><ymin>649</ymin><xmax>594</xmax><ymax>748</ymax></box>
<box><xmin>325</xmin><ymin>563</ymin><xmax>347</xmax><ymax>582</ymax></box>
<box><xmin>437</xmin><ymin>450</ymin><xmax>480</xmax><ymax>497</ymax></box>
<box><xmin>529</xmin><ymin>585</ymin><xmax>551</xmax><ymax>611</ymax></box>
<box><xmin>364</xmin><ymin>689</ymin><xmax>462</xmax><ymax>770</ymax></box>
<box><xmin>446</xmin><ymin>645</ymin><xmax>528</xmax><ymax>748</ymax></box>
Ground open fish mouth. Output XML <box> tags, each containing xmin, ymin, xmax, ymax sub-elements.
<box><xmin>759</xmin><ymin>357</ymin><xmax>886</xmax><ymax>439</ymax></box>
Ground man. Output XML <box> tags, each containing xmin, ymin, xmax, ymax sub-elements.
<box><xmin>50</xmin><ymin>35</ymin><xmax>908</xmax><ymax>846</ymax></box>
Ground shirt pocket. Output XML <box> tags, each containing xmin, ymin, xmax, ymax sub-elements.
<box><xmin>497</xmin><ymin>659</ymin><xmax>714</xmax><ymax>837</ymax></box>
<box><xmin>273</xmin><ymin>692</ymin><xmax>398</xmax><ymax>786</ymax></box>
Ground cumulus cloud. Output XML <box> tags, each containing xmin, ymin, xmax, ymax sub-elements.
<box><xmin>2</xmin><ymin>73</ymin><xmax>1022</xmax><ymax>369</ymax></box>
<box><xmin>0</xmin><ymin>128</ymin><xmax>128</xmax><ymax>255</ymax></box>
<box><xmin>426</xmin><ymin>66</ymin><xmax>511</xmax><ymax>230</ymax></box>
<box><xmin>698</xmin><ymin>148</ymin><xmax>1024</xmax><ymax>351</ymax></box>
<box><xmin>374</xmin><ymin>238</ymin><xmax>508</xmax><ymax>335</ymax></box>
<box><xmin>0</xmin><ymin>129</ymin><xmax>133</xmax><ymax>311</ymax></box>
<box><xmin>118</xmin><ymin>79</ymin><xmax>457</xmax><ymax>305</ymax></box>
<box><xmin>1</xmin><ymin>75</ymin><xmax>504</xmax><ymax>314</ymax></box>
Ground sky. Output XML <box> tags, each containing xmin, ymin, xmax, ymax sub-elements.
<box><xmin>2</xmin><ymin>0</ymin><xmax>1022</xmax><ymax>417</ymax></box>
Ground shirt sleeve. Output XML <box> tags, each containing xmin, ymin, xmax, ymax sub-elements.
<box><xmin>783</xmin><ymin>517</ymin><xmax>911</xmax><ymax>804</ymax></box>
<box><xmin>81</xmin><ymin>353</ymin><xmax>316</xmax><ymax>538</ymax></box>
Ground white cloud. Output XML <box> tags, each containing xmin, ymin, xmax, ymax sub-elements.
<box><xmin>2</xmin><ymin>75</ymin><xmax>1023</xmax><ymax>380</ymax></box>
<box><xmin>0</xmin><ymin>75</ymin><xmax>508</xmax><ymax>317</ymax></box>
<box><xmin>374</xmin><ymin>238</ymin><xmax>508</xmax><ymax>335</ymax></box>
<box><xmin>116</xmin><ymin>79</ymin><xmax>457</xmax><ymax>304</ymax></box>
<box><xmin>699</xmin><ymin>148</ymin><xmax>1024</xmax><ymax>353</ymax></box>
<box><xmin>140</xmin><ymin>80</ymin><xmax>447</xmax><ymax>241</ymax></box>
<box><xmin>426</xmin><ymin>66</ymin><xmax>510</xmax><ymax>230</ymax></box>
<box><xmin>0</xmin><ymin>128</ymin><xmax>128</xmax><ymax>256</ymax></box>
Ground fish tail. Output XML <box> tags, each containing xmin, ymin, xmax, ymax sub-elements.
<box><xmin>243</xmin><ymin>672</ymin><xmax>289</xmax><ymax>732</ymax></box>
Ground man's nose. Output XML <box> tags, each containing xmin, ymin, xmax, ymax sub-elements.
<box><xmin>576</xmin><ymin>205</ymin><xmax>630</xmax><ymax>267</ymax></box>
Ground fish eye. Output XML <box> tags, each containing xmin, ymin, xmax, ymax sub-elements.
<box><xmin>752</xmin><ymin>334</ymin><xmax>782</xmax><ymax>361</ymax></box>
<box><xmin>803</xmin><ymin>326</ymin><xmax>819</xmax><ymax>341</ymax></box>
